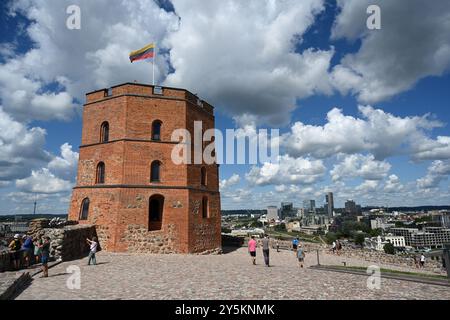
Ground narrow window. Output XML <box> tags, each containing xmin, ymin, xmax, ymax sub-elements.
<box><xmin>152</xmin><ymin>120</ymin><xmax>162</xmax><ymax>141</ymax></box>
<box><xmin>201</xmin><ymin>167</ymin><xmax>207</xmax><ymax>186</ymax></box>
<box><xmin>150</xmin><ymin>161</ymin><xmax>161</xmax><ymax>182</ymax></box>
<box><xmin>100</xmin><ymin>121</ymin><xmax>109</xmax><ymax>143</ymax></box>
<box><xmin>96</xmin><ymin>162</ymin><xmax>105</xmax><ymax>184</ymax></box>
<box><xmin>202</xmin><ymin>197</ymin><xmax>209</xmax><ymax>218</ymax></box>
<box><xmin>79</xmin><ymin>198</ymin><xmax>90</xmax><ymax>220</ymax></box>
<box><xmin>149</xmin><ymin>195</ymin><xmax>164</xmax><ymax>231</ymax></box>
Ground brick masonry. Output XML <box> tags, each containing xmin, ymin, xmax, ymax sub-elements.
<box><xmin>68</xmin><ymin>83</ymin><xmax>221</xmax><ymax>253</ymax></box>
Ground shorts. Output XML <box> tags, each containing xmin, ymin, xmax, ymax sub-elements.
<box><xmin>23</xmin><ymin>248</ymin><xmax>33</xmax><ymax>258</ymax></box>
<box><xmin>298</xmin><ymin>257</ymin><xmax>304</xmax><ymax>262</ymax></box>
<box><xmin>250</xmin><ymin>251</ymin><xmax>256</xmax><ymax>257</ymax></box>
<box><xmin>41</xmin><ymin>256</ymin><xmax>49</xmax><ymax>265</ymax></box>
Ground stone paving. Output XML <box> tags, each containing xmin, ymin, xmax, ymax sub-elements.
<box><xmin>15</xmin><ymin>247</ymin><xmax>450</xmax><ymax>300</ymax></box>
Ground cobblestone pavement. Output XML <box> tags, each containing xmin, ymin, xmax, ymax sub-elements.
<box><xmin>16</xmin><ymin>247</ymin><xmax>450</xmax><ymax>300</ymax></box>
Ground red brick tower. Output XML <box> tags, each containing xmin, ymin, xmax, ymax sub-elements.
<box><xmin>68</xmin><ymin>83</ymin><xmax>221</xmax><ymax>253</ymax></box>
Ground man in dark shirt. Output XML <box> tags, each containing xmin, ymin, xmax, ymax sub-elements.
<box><xmin>262</xmin><ymin>235</ymin><xmax>270</xmax><ymax>267</ymax></box>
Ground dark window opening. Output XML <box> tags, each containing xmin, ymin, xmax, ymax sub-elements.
<box><xmin>149</xmin><ymin>195</ymin><xmax>164</xmax><ymax>231</ymax></box>
<box><xmin>79</xmin><ymin>198</ymin><xmax>90</xmax><ymax>220</ymax></box>
<box><xmin>201</xmin><ymin>167</ymin><xmax>207</xmax><ymax>186</ymax></box>
<box><xmin>100</xmin><ymin>121</ymin><xmax>109</xmax><ymax>143</ymax></box>
<box><xmin>152</xmin><ymin>120</ymin><xmax>162</xmax><ymax>141</ymax></box>
<box><xmin>151</xmin><ymin>161</ymin><xmax>161</xmax><ymax>182</ymax></box>
<box><xmin>202</xmin><ymin>197</ymin><xmax>208</xmax><ymax>218</ymax></box>
<box><xmin>96</xmin><ymin>162</ymin><xmax>105</xmax><ymax>184</ymax></box>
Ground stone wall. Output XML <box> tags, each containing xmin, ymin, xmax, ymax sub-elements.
<box><xmin>122</xmin><ymin>224</ymin><xmax>177</xmax><ymax>254</ymax></box>
<box><xmin>26</xmin><ymin>219</ymin><xmax>97</xmax><ymax>262</ymax></box>
<box><xmin>39</xmin><ymin>225</ymin><xmax>97</xmax><ymax>261</ymax></box>
<box><xmin>0</xmin><ymin>252</ymin><xmax>14</xmax><ymax>273</ymax></box>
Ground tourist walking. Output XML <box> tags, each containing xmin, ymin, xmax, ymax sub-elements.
<box><xmin>332</xmin><ymin>241</ymin><xmax>336</xmax><ymax>254</ymax></box>
<box><xmin>39</xmin><ymin>237</ymin><xmax>51</xmax><ymax>277</ymax></box>
<box><xmin>8</xmin><ymin>234</ymin><xmax>22</xmax><ymax>270</ymax></box>
<box><xmin>261</xmin><ymin>235</ymin><xmax>270</xmax><ymax>267</ymax></box>
<box><xmin>413</xmin><ymin>255</ymin><xmax>419</xmax><ymax>268</ymax></box>
<box><xmin>276</xmin><ymin>239</ymin><xmax>280</xmax><ymax>253</ymax></box>
<box><xmin>34</xmin><ymin>239</ymin><xmax>42</xmax><ymax>264</ymax></box>
<box><xmin>22</xmin><ymin>235</ymin><xmax>33</xmax><ymax>268</ymax></box>
<box><xmin>248</xmin><ymin>236</ymin><xmax>257</xmax><ymax>265</ymax></box>
<box><xmin>292</xmin><ymin>237</ymin><xmax>299</xmax><ymax>253</ymax></box>
<box><xmin>297</xmin><ymin>244</ymin><xmax>306</xmax><ymax>268</ymax></box>
<box><xmin>86</xmin><ymin>237</ymin><xmax>98</xmax><ymax>265</ymax></box>
<box><xmin>420</xmin><ymin>254</ymin><xmax>426</xmax><ymax>268</ymax></box>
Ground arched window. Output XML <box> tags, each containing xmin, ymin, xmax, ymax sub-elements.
<box><xmin>79</xmin><ymin>198</ymin><xmax>90</xmax><ymax>220</ymax></box>
<box><xmin>201</xmin><ymin>167</ymin><xmax>207</xmax><ymax>186</ymax></box>
<box><xmin>149</xmin><ymin>194</ymin><xmax>164</xmax><ymax>231</ymax></box>
<box><xmin>152</xmin><ymin>120</ymin><xmax>162</xmax><ymax>141</ymax></box>
<box><xmin>100</xmin><ymin>121</ymin><xmax>109</xmax><ymax>143</ymax></box>
<box><xmin>150</xmin><ymin>161</ymin><xmax>161</xmax><ymax>182</ymax></box>
<box><xmin>202</xmin><ymin>196</ymin><xmax>209</xmax><ymax>219</ymax></box>
<box><xmin>96</xmin><ymin>162</ymin><xmax>105</xmax><ymax>184</ymax></box>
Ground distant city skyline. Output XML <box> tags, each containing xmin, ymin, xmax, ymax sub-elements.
<box><xmin>1</xmin><ymin>1</ymin><xmax>450</xmax><ymax>214</ymax></box>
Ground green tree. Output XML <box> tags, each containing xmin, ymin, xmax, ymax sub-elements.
<box><xmin>221</xmin><ymin>227</ymin><xmax>231</xmax><ymax>234</ymax></box>
<box><xmin>274</xmin><ymin>223</ymin><xmax>286</xmax><ymax>232</ymax></box>
<box><xmin>369</xmin><ymin>228</ymin><xmax>382</xmax><ymax>237</ymax></box>
<box><xmin>354</xmin><ymin>233</ymin><xmax>365</xmax><ymax>247</ymax></box>
<box><xmin>325</xmin><ymin>232</ymin><xmax>337</xmax><ymax>244</ymax></box>
<box><xmin>384</xmin><ymin>242</ymin><xmax>395</xmax><ymax>255</ymax></box>
<box><xmin>249</xmin><ymin>220</ymin><xmax>263</xmax><ymax>228</ymax></box>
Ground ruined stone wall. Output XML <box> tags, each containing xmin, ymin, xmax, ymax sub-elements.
<box><xmin>27</xmin><ymin>219</ymin><xmax>97</xmax><ymax>262</ymax></box>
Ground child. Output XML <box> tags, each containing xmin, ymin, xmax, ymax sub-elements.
<box><xmin>86</xmin><ymin>237</ymin><xmax>98</xmax><ymax>265</ymax></box>
<box><xmin>297</xmin><ymin>244</ymin><xmax>306</xmax><ymax>268</ymax></box>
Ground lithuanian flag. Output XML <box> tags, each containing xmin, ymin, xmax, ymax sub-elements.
<box><xmin>129</xmin><ymin>43</ymin><xmax>155</xmax><ymax>63</ymax></box>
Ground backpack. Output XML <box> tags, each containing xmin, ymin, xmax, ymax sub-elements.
<box><xmin>13</xmin><ymin>239</ymin><xmax>21</xmax><ymax>251</ymax></box>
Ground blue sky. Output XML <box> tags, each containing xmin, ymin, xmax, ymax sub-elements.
<box><xmin>0</xmin><ymin>0</ymin><xmax>450</xmax><ymax>215</ymax></box>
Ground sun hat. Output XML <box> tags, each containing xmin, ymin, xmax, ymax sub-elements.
<box><xmin>14</xmin><ymin>234</ymin><xmax>20</xmax><ymax>239</ymax></box>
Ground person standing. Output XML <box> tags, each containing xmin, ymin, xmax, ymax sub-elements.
<box><xmin>248</xmin><ymin>236</ymin><xmax>257</xmax><ymax>265</ymax></box>
<box><xmin>332</xmin><ymin>241</ymin><xmax>336</xmax><ymax>254</ymax></box>
<box><xmin>336</xmin><ymin>240</ymin><xmax>342</xmax><ymax>256</ymax></box>
<box><xmin>39</xmin><ymin>237</ymin><xmax>51</xmax><ymax>277</ymax></box>
<box><xmin>22</xmin><ymin>235</ymin><xmax>33</xmax><ymax>268</ymax></box>
<box><xmin>261</xmin><ymin>235</ymin><xmax>270</xmax><ymax>267</ymax></box>
<box><xmin>86</xmin><ymin>237</ymin><xmax>98</xmax><ymax>265</ymax></box>
<box><xmin>292</xmin><ymin>237</ymin><xmax>299</xmax><ymax>253</ymax></box>
<box><xmin>413</xmin><ymin>255</ymin><xmax>419</xmax><ymax>268</ymax></box>
<box><xmin>420</xmin><ymin>254</ymin><xmax>426</xmax><ymax>268</ymax></box>
<box><xmin>34</xmin><ymin>239</ymin><xmax>42</xmax><ymax>264</ymax></box>
<box><xmin>297</xmin><ymin>244</ymin><xmax>306</xmax><ymax>268</ymax></box>
<box><xmin>276</xmin><ymin>239</ymin><xmax>280</xmax><ymax>253</ymax></box>
<box><xmin>8</xmin><ymin>234</ymin><xmax>22</xmax><ymax>270</ymax></box>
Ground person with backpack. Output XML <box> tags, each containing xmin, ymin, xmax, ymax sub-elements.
<box><xmin>8</xmin><ymin>234</ymin><xmax>22</xmax><ymax>270</ymax></box>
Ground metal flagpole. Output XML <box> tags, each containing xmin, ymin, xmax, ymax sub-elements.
<box><xmin>152</xmin><ymin>43</ymin><xmax>156</xmax><ymax>86</ymax></box>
